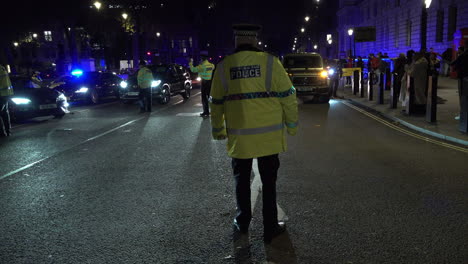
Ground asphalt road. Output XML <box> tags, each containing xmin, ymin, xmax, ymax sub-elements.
<box><xmin>0</xmin><ymin>91</ymin><xmax>466</xmax><ymax>264</ymax></box>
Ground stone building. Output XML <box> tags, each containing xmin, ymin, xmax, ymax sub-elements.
<box><xmin>336</xmin><ymin>0</ymin><xmax>468</xmax><ymax>58</ymax></box>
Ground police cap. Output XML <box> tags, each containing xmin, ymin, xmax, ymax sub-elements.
<box><xmin>233</xmin><ymin>24</ymin><xmax>262</xmax><ymax>37</ymax></box>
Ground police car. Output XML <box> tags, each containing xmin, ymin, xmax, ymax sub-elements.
<box><xmin>283</xmin><ymin>53</ymin><xmax>331</xmax><ymax>102</ymax></box>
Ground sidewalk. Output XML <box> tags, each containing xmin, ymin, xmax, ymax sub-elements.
<box><xmin>337</xmin><ymin>76</ymin><xmax>468</xmax><ymax>146</ymax></box>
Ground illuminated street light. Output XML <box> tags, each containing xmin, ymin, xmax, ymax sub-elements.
<box><xmin>258</xmin><ymin>41</ymin><xmax>262</xmax><ymax>45</ymax></box>
<box><xmin>301</xmin><ymin>27</ymin><xmax>305</xmax><ymax>33</ymax></box>
<box><xmin>32</xmin><ymin>33</ymin><xmax>38</xmax><ymax>38</ymax></box>
<box><xmin>156</xmin><ymin>32</ymin><xmax>161</xmax><ymax>37</ymax></box>
<box><xmin>122</xmin><ymin>13</ymin><xmax>128</xmax><ymax>20</ymax></box>
<box><xmin>294</xmin><ymin>40</ymin><xmax>297</xmax><ymax>44</ymax></box>
<box><xmin>93</xmin><ymin>1</ymin><xmax>102</xmax><ymax>10</ymax></box>
<box><xmin>348</xmin><ymin>28</ymin><xmax>354</xmax><ymax>36</ymax></box>
<box><xmin>328</xmin><ymin>39</ymin><xmax>333</xmax><ymax>45</ymax></box>
<box><xmin>13</xmin><ymin>42</ymin><xmax>18</xmax><ymax>47</ymax></box>
<box><xmin>294</xmin><ymin>37</ymin><xmax>297</xmax><ymax>40</ymax></box>
<box><xmin>264</xmin><ymin>44</ymin><xmax>267</xmax><ymax>48</ymax></box>
<box><xmin>314</xmin><ymin>44</ymin><xmax>318</xmax><ymax>50</ymax></box>
<box><xmin>305</xmin><ymin>16</ymin><xmax>310</xmax><ymax>22</ymax></box>
<box><xmin>425</xmin><ymin>0</ymin><xmax>432</xmax><ymax>8</ymax></box>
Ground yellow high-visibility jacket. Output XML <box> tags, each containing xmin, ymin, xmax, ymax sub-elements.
<box><xmin>210</xmin><ymin>50</ymin><xmax>298</xmax><ymax>159</ymax></box>
<box><xmin>137</xmin><ymin>66</ymin><xmax>153</xmax><ymax>89</ymax></box>
<box><xmin>189</xmin><ymin>60</ymin><xmax>215</xmax><ymax>80</ymax></box>
<box><xmin>0</xmin><ymin>66</ymin><xmax>13</xmax><ymax>97</ymax></box>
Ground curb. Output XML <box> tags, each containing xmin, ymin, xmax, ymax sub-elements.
<box><xmin>346</xmin><ymin>98</ymin><xmax>468</xmax><ymax>147</ymax></box>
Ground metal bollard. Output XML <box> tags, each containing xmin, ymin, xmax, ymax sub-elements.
<box><xmin>368</xmin><ymin>72</ymin><xmax>374</xmax><ymax>101</ymax></box>
<box><xmin>378</xmin><ymin>72</ymin><xmax>385</xmax><ymax>104</ymax></box>
<box><xmin>360</xmin><ymin>71</ymin><xmax>365</xmax><ymax>98</ymax></box>
<box><xmin>353</xmin><ymin>70</ymin><xmax>360</xmax><ymax>95</ymax></box>
<box><xmin>405</xmin><ymin>76</ymin><xmax>415</xmax><ymax>115</ymax></box>
<box><xmin>425</xmin><ymin>74</ymin><xmax>438</xmax><ymax>123</ymax></box>
<box><xmin>390</xmin><ymin>73</ymin><xmax>400</xmax><ymax>109</ymax></box>
<box><xmin>385</xmin><ymin>68</ymin><xmax>392</xmax><ymax>90</ymax></box>
<box><xmin>459</xmin><ymin>77</ymin><xmax>468</xmax><ymax>133</ymax></box>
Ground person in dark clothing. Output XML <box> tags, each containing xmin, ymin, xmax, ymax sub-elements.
<box><xmin>441</xmin><ymin>48</ymin><xmax>453</xmax><ymax>77</ymax></box>
<box><xmin>450</xmin><ymin>40</ymin><xmax>468</xmax><ymax>120</ymax></box>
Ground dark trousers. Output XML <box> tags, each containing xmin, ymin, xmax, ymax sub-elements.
<box><xmin>201</xmin><ymin>79</ymin><xmax>212</xmax><ymax>114</ymax></box>
<box><xmin>232</xmin><ymin>154</ymin><xmax>280</xmax><ymax>232</ymax></box>
<box><xmin>139</xmin><ymin>88</ymin><xmax>152</xmax><ymax>112</ymax></box>
<box><xmin>0</xmin><ymin>97</ymin><xmax>11</xmax><ymax>136</ymax></box>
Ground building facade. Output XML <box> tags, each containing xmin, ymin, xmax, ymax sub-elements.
<box><xmin>337</xmin><ymin>0</ymin><xmax>468</xmax><ymax>58</ymax></box>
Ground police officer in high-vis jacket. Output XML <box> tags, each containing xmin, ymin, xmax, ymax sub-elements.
<box><xmin>137</xmin><ymin>60</ymin><xmax>153</xmax><ymax>113</ymax></box>
<box><xmin>210</xmin><ymin>24</ymin><xmax>298</xmax><ymax>244</ymax></box>
<box><xmin>0</xmin><ymin>65</ymin><xmax>14</xmax><ymax>137</ymax></box>
<box><xmin>190</xmin><ymin>53</ymin><xmax>215</xmax><ymax>117</ymax></box>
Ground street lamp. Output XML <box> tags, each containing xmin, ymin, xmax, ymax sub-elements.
<box><xmin>348</xmin><ymin>28</ymin><xmax>354</xmax><ymax>57</ymax></box>
<box><xmin>13</xmin><ymin>42</ymin><xmax>18</xmax><ymax>47</ymax></box>
<box><xmin>156</xmin><ymin>32</ymin><xmax>161</xmax><ymax>37</ymax></box>
<box><xmin>301</xmin><ymin>27</ymin><xmax>305</xmax><ymax>33</ymax></box>
<box><xmin>258</xmin><ymin>41</ymin><xmax>262</xmax><ymax>45</ymax></box>
<box><xmin>122</xmin><ymin>13</ymin><xmax>128</xmax><ymax>20</ymax></box>
<box><xmin>32</xmin><ymin>33</ymin><xmax>38</xmax><ymax>38</ymax></box>
<box><xmin>425</xmin><ymin>0</ymin><xmax>432</xmax><ymax>8</ymax></box>
<box><xmin>314</xmin><ymin>44</ymin><xmax>318</xmax><ymax>50</ymax></box>
<box><xmin>421</xmin><ymin>0</ymin><xmax>432</xmax><ymax>51</ymax></box>
<box><xmin>93</xmin><ymin>1</ymin><xmax>102</xmax><ymax>10</ymax></box>
<box><xmin>305</xmin><ymin>16</ymin><xmax>310</xmax><ymax>22</ymax></box>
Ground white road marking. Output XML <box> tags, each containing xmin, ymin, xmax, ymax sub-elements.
<box><xmin>176</xmin><ymin>113</ymin><xmax>201</xmax><ymax>116</ymax></box>
<box><xmin>251</xmin><ymin>159</ymin><xmax>288</xmax><ymax>222</ymax></box>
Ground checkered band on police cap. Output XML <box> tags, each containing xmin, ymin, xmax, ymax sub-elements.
<box><xmin>233</xmin><ymin>24</ymin><xmax>262</xmax><ymax>37</ymax></box>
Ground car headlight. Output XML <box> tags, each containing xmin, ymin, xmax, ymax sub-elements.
<box><xmin>151</xmin><ymin>80</ymin><xmax>161</xmax><ymax>87</ymax></box>
<box><xmin>75</xmin><ymin>87</ymin><xmax>89</xmax><ymax>93</ymax></box>
<box><xmin>120</xmin><ymin>81</ymin><xmax>128</xmax><ymax>88</ymax></box>
<box><xmin>320</xmin><ymin>70</ymin><xmax>328</xmax><ymax>78</ymax></box>
<box><xmin>196</xmin><ymin>77</ymin><xmax>202</xmax><ymax>82</ymax></box>
<box><xmin>11</xmin><ymin>97</ymin><xmax>32</xmax><ymax>105</ymax></box>
<box><xmin>328</xmin><ymin>69</ymin><xmax>335</xmax><ymax>75</ymax></box>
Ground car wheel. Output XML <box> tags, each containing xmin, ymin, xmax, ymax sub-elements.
<box><xmin>159</xmin><ymin>86</ymin><xmax>171</xmax><ymax>104</ymax></box>
<box><xmin>90</xmin><ymin>89</ymin><xmax>100</xmax><ymax>104</ymax></box>
<box><xmin>181</xmin><ymin>83</ymin><xmax>191</xmax><ymax>99</ymax></box>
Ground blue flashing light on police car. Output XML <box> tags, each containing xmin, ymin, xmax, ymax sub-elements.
<box><xmin>71</xmin><ymin>69</ymin><xmax>83</xmax><ymax>77</ymax></box>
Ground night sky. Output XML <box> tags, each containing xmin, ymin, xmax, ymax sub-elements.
<box><xmin>1</xmin><ymin>0</ymin><xmax>338</xmax><ymax>53</ymax></box>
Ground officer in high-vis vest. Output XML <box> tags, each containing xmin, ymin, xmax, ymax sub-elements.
<box><xmin>190</xmin><ymin>53</ymin><xmax>215</xmax><ymax>117</ymax></box>
<box><xmin>137</xmin><ymin>60</ymin><xmax>153</xmax><ymax>113</ymax></box>
<box><xmin>0</xmin><ymin>65</ymin><xmax>14</xmax><ymax>137</ymax></box>
<box><xmin>210</xmin><ymin>24</ymin><xmax>298</xmax><ymax>244</ymax></box>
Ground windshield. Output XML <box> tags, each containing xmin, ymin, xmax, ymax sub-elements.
<box><xmin>10</xmin><ymin>77</ymin><xmax>31</xmax><ymax>90</ymax></box>
<box><xmin>283</xmin><ymin>56</ymin><xmax>323</xmax><ymax>68</ymax></box>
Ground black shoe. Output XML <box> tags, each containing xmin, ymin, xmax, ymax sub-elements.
<box><xmin>200</xmin><ymin>112</ymin><xmax>209</xmax><ymax>117</ymax></box>
<box><xmin>233</xmin><ymin>219</ymin><xmax>248</xmax><ymax>234</ymax></box>
<box><xmin>263</xmin><ymin>222</ymin><xmax>286</xmax><ymax>244</ymax></box>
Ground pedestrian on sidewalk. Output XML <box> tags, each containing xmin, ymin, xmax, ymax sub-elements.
<box><xmin>399</xmin><ymin>50</ymin><xmax>415</xmax><ymax>106</ymax></box>
<box><xmin>450</xmin><ymin>40</ymin><xmax>468</xmax><ymax>120</ymax></box>
<box><xmin>210</xmin><ymin>24</ymin><xmax>299</xmax><ymax>244</ymax></box>
<box><xmin>441</xmin><ymin>48</ymin><xmax>453</xmax><ymax>77</ymax></box>
<box><xmin>393</xmin><ymin>53</ymin><xmax>406</xmax><ymax>98</ymax></box>
<box><xmin>407</xmin><ymin>52</ymin><xmax>428</xmax><ymax>107</ymax></box>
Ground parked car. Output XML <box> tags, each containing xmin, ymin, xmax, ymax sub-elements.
<box><xmin>8</xmin><ymin>76</ymin><xmax>69</xmax><ymax>121</ymax></box>
<box><xmin>119</xmin><ymin>64</ymin><xmax>192</xmax><ymax>104</ymax></box>
<box><xmin>50</xmin><ymin>71</ymin><xmax>123</xmax><ymax>104</ymax></box>
<box><xmin>283</xmin><ymin>52</ymin><xmax>331</xmax><ymax>102</ymax></box>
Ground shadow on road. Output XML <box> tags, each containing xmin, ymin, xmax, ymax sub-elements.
<box><xmin>264</xmin><ymin>230</ymin><xmax>298</xmax><ymax>264</ymax></box>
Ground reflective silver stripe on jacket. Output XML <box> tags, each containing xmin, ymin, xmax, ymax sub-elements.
<box><xmin>286</xmin><ymin>122</ymin><xmax>298</xmax><ymax>128</ymax></box>
<box><xmin>218</xmin><ymin>62</ymin><xmax>229</xmax><ymax>93</ymax></box>
<box><xmin>265</xmin><ymin>55</ymin><xmax>274</xmax><ymax>92</ymax></box>
<box><xmin>227</xmin><ymin>123</ymin><xmax>284</xmax><ymax>135</ymax></box>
